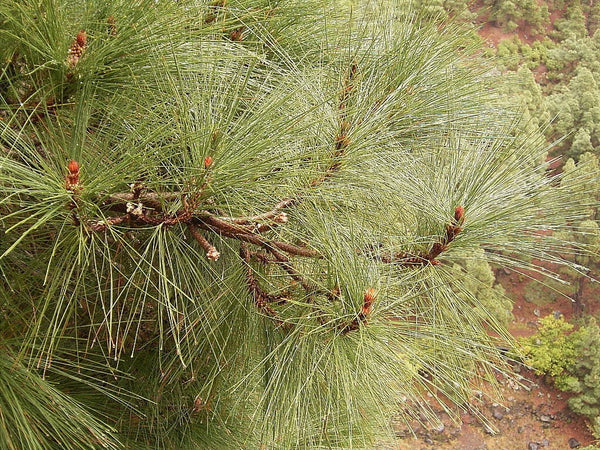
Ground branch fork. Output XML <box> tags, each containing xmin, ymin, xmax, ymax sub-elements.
<box><xmin>374</xmin><ymin>206</ymin><xmax>466</xmax><ymax>267</ymax></box>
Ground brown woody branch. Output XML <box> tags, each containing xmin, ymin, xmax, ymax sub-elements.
<box><xmin>375</xmin><ymin>206</ymin><xmax>466</xmax><ymax>267</ymax></box>
<box><xmin>88</xmin><ymin>215</ymin><xmax>129</xmax><ymax>232</ymax></box>
<box><xmin>61</xmin><ymin>111</ymin><xmax>379</xmax><ymax>335</ymax></box>
<box><xmin>240</xmin><ymin>243</ymin><xmax>290</xmax><ymax>327</ymax></box>
<box><xmin>105</xmin><ymin>192</ymin><xmax>179</xmax><ymax>212</ymax></box>
<box><xmin>263</xmin><ymin>245</ymin><xmax>315</xmax><ymax>293</ymax></box>
<box><xmin>193</xmin><ymin>214</ymin><xmax>319</xmax><ymax>258</ymax></box>
<box><xmin>188</xmin><ymin>223</ymin><xmax>220</xmax><ymax>261</ymax></box>
<box><xmin>309</xmin><ymin>62</ymin><xmax>358</xmax><ymax>189</ymax></box>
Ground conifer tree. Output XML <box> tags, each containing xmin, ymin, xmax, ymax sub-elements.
<box><xmin>568</xmin><ymin>318</ymin><xmax>600</xmax><ymax>438</ymax></box>
<box><xmin>559</xmin><ymin>153</ymin><xmax>600</xmax><ymax>314</ymax></box>
<box><xmin>0</xmin><ymin>0</ymin><xmax>594</xmax><ymax>448</ymax></box>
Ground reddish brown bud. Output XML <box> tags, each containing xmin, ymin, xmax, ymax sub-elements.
<box><xmin>66</xmin><ymin>160</ymin><xmax>81</xmax><ymax>192</ymax></box>
<box><xmin>454</xmin><ymin>205</ymin><xmax>465</xmax><ymax>224</ymax></box>
<box><xmin>76</xmin><ymin>30</ymin><xmax>87</xmax><ymax>47</ymax></box>
<box><xmin>204</xmin><ymin>156</ymin><xmax>213</xmax><ymax>169</ymax></box>
<box><xmin>68</xmin><ymin>159</ymin><xmax>80</xmax><ymax>174</ymax></box>
<box><xmin>67</xmin><ymin>31</ymin><xmax>87</xmax><ymax>68</ymax></box>
<box><xmin>362</xmin><ymin>288</ymin><xmax>377</xmax><ymax>316</ymax></box>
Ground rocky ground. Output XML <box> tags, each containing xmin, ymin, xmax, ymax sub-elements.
<box><xmin>382</xmin><ymin>264</ymin><xmax>599</xmax><ymax>450</ymax></box>
<box><xmin>386</xmin><ymin>366</ymin><xmax>593</xmax><ymax>449</ymax></box>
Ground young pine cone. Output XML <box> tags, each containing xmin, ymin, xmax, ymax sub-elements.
<box><xmin>67</xmin><ymin>30</ymin><xmax>87</xmax><ymax>68</ymax></box>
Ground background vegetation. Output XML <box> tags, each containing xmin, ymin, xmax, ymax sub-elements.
<box><xmin>402</xmin><ymin>0</ymin><xmax>600</xmax><ymax>441</ymax></box>
<box><xmin>1</xmin><ymin>0</ymin><xmax>599</xmax><ymax>448</ymax></box>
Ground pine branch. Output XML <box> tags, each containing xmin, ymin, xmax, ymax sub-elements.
<box><xmin>374</xmin><ymin>206</ymin><xmax>466</xmax><ymax>267</ymax></box>
<box><xmin>187</xmin><ymin>223</ymin><xmax>220</xmax><ymax>261</ymax></box>
<box><xmin>310</xmin><ymin>61</ymin><xmax>357</xmax><ymax>188</ymax></box>
<box><xmin>239</xmin><ymin>242</ymin><xmax>290</xmax><ymax>327</ymax></box>
<box><xmin>235</xmin><ymin>62</ymin><xmax>358</xmax><ymax>231</ymax></box>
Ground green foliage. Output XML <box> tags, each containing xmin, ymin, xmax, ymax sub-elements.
<box><xmin>545</xmin><ymin>33</ymin><xmax>600</xmax><ymax>83</ymax></box>
<box><xmin>555</xmin><ymin>153</ymin><xmax>600</xmax><ymax>315</ymax></box>
<box><xmin>520</xmin><ymin>316</ymin><xmax>600</xmax><ymax>438</ymax></box>
<box><xmin>546</xmin><ymin>67</ymin><xmax>600</xmax><ymax>159</ymax></box>
<box><xmin>450</xmin><ymin>249</ymin><xmax>512</xmax><ymax>325</ymax></box>
<box><xmin>520</xmin><ymin>315</ymin><xmax>579</xmax><ymax>382</ymax></box>
<box><xmin>500</xmin><ymin>67</ymin><xmax>548</xmax><ymax>129</ymax></box>
<box><xmin>562</xmin><ymin>153</ymin><xmax>600</xmax><ymax>221</ymax></box>
<box><xmin>494</xmin><ymin>36</ymin><xmax>552</xmax><ymax>71</ymax></box>
<box><xmin>483</xmin><ymin>0</ymin><xmax>549</xmax><ymax>33</ymax></box>
<box><xmin>567</xmin><ymin>318</ymin><xmax>600</xmax><ymax>419</ymax></box>
<box><xmin>0</xmin><ymin>350</ymin><xmax>120</xmax><ymax>450</ymax></box>
<box><xmin>0</xmin><ymin>0</ymin><xmax>595</xmax><ymax>448</ymax></box>
<box><xmin>552</xmin><ymin>0</ymin><xmax>588</xmax><ymax>41</ymax></box>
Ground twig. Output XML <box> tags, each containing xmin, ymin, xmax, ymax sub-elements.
<box><xmin>105</xmin><ymin>192</ymin><xmax>179</xmax><ymax>212</ymax></box>
<box><xmin>193</xmin><ymin>215</ymin><xmax>319</xmax><ymax>258</ymax></box>
<box><xmin>187</xmin><ymin>223</ymin><xmax>220</xmax><ymax>261</ymax></box>
<box><xmin>239</xmin><ymin>243</ymin><xmax>289</xmax><ymax>327</ymax></box>
<box><xmin>263</xmin><ymin>245</ymin><xmax>315</xmax><ymax>293</ymax></box>
<box><xmin>372</xmin><ymin>206</ymin><xmax>466</xmax><ymax>267</ymax></box>
<box><xmin>87</xmin><ymin>215</ymin><xmax>129</xmax><ymax>232</ymax></box>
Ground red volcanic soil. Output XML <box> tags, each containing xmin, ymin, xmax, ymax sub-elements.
<box><xmin>388</xmin><ymin>367</ymin><xmax>594</xmax><ymax>449</ymax></box>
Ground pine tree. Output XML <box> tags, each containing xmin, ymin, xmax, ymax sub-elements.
<box><xmin>568</xmin><ymin>318</ymin><xmax>600</xmax><ymax>438</ymax></box>
<box><xmin>546</xmin><ymin>67</ymin><xmax>600</xmax><ymax>159</ymax></box>
<box><xmin>559</xmin><ymin>153</ymin><xmax>600</xmax><ymax>314</ymax></box>
<box><xmin>0</xmin><ymin>0</ymin><xmax>595</xmax><ymax>448</ymax></box>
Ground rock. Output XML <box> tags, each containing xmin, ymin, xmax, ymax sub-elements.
<box><xmin>433</xmin><ymin>424</ymin><xmax>445</xmax><ymax>433</ymax></box>
<box><xmin>534</xmin><ymin>308</ymin><xmax>541</xmax><ymax>317</ymax></box>
<box><xmin>553</xmin><ymin>310</ymin><xmax>562</xmax><ymax>319</ymax></box>
<box><xmin>540</xmin><ymin>438</ymin><xmax>550</xmax><ymax>447</ymax></box>
<box><xmin>424</xmin><ymin>438</ymin><xmax>434</xmax><ymax>445</ymax></box>
<box><xmin>539</xmin><ymin>415</ymin><xmax>552</xmax><ymax>423</ymax></box>
<box><xmin>517</xmin><ymin>426</ymin><xmax>525</xmax><ymax>433</ymax></box>
<box><xmin>492</xmin><ymin>409</ymin><xmax>504</xmax><ymax>420</ymax></box>
<box><xmin>568</xmin><ymin>438</ymin><xmax>581</xmax><ymax>448</ymax></box>
<box><xmin>528</xmin><ymin>442</ymin><xmax>539</xmax><ymax>450</ymax></box>
<box><xmin>483</xmin><ymin>424</ymin><xmax>495</xmax><ymax>435</ymax></box>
